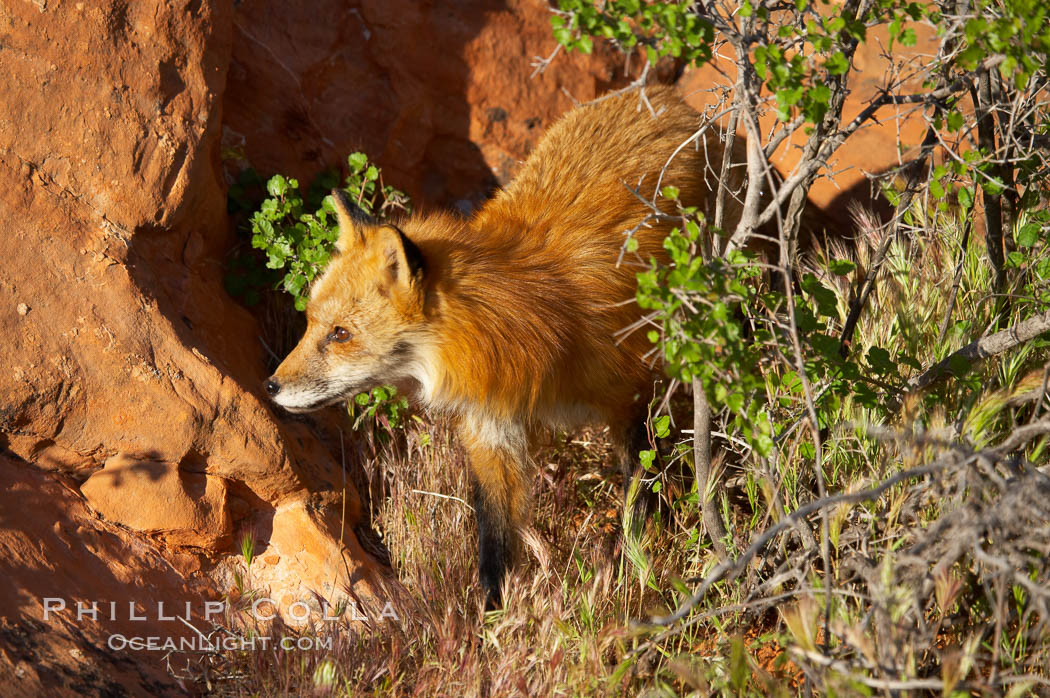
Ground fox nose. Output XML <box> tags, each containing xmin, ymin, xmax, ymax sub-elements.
<box><xmin>264</xmin><ymin>377</ymin><xmax>281</xmax><ymax>397</ymax></box>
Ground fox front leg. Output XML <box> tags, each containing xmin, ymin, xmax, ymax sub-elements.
<box><xmin>460</xmin><ymin>420</ymin><xmax>530</xmax><ymax>610</ymax></box>
<box><xmin>471</xmin><ymin>475</ymin><xmax>513</xmax><ymax>610</ymax></box>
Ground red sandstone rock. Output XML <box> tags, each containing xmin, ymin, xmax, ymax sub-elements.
<box><xmin>0</xmin><ymin>0</ymin><xmax>390</xmax><ymax>692</ymax></box>
<box><xmin>0</xmin><ymin>455</ymin><xmax>204</xmax><ymax>697</ymax></box>
<box><xmin>80</xmin><ymin>455</ymin><xmax>233</xmax><ymax>549</ymax></box>
<box><xmin>223</xmin><ymin>0</ymin><xmax>633</xmax><ymax>209</ymax></box>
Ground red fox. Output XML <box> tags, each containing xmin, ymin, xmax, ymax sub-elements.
<box><xmin>265</xmin><ymin>85</ymin><xmax>748</xmax><ymax>608</ymax></box>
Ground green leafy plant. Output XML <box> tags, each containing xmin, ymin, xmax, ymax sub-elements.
<box><xmin>226</xmin><ymin>153</ymin><xmax>412</xmax><ymax>432</ymax></box>
<box><xmin>351</xmin><ymin>385</ymin><xmax>411</xmax><ymax>436</ymax></box>
<box><xmin>559</xmin><ymin>0</ymin><xmax>1050</xmax><ymax>691</ymax></box>
<box><xmin>552</xmin><ymin>0</ymin><xmax>716</xmax><ymax>65</ymax></box>
<box><xmin>246</xmin><ymin>153</ymin><xmax>410</xmax><ymax>311</ymax></box>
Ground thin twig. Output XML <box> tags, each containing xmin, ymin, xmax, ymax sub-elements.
<box><xmin>410</xmin><ymin>489</ymin><xmax>474</xmax><ymax>510</ymax></box>
<box><xmin>529</xmin><ymin>43</ymin><xmax>563</xmax><ymax>79</ymax></box>
<box><xmin>936</xmin><ymin>211</ymin><xmax>975</xmax><ymax>345</ymax></box>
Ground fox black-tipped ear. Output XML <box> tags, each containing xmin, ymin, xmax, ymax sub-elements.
<box><xmin>377</xmin><ymin>225</ymin><xmax>426</xmax><ymax>290</ymax></box>
<box><xmin>331</xmin><ymin>188</ymin><xmax>375</xmax><ymax>252</ymax></box>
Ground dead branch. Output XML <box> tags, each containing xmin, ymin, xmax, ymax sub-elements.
<box><xmin>905</xmin><ymin>308</ymin><xmax>1050</xmax><ymax>394</ymax></box>
<box><xmin>643</xmin><ymin>459</ymin><xmax>947</xmax><ymax>627</ymax></box>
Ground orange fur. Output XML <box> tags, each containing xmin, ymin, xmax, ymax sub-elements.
<box><xmin>268</xmin><ymin>85</ymin><xmax>748</xmax><ymax>606</ymax></box>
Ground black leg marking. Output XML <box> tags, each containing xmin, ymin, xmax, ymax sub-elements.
<box><xmin>473</xmin><ymin>480</ymin><xmax>511</xmax><ymax>610</ymax></box>
<box><xmin>620</xmin><ymin>419</ymin><xmax>657</xmax><ymax>534</ymax></box>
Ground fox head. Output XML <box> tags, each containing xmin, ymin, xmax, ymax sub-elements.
<box><xmin>265</xmin><ymin>190</ymin><xmax>427</xmax><ymax>412</ymax></box>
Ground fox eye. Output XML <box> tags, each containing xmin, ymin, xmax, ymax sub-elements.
<box><xmin>328</xmin><ymin>326</ymin><xmax>352</xmax><ymax>343</ymax></box>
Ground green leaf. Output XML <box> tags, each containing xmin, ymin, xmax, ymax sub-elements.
<box><xmin>726</xmin><ymin>391</ymin><xmax>745</xmax><ymax>413</ymax></box>
<box><xmin>825</xmin><ymin>51</ymin><xmax>849</xmax><ymax>75</ymax></box>
<box><xmin>778</xmin><ymin>86</ymin><xmax>804</xmax><ymax>107</ymax></box>
<box><xmin>654</xmin><ymin>415</ymin><xmax>671</xmax><ymax>439</ymax></box>
<box><xmin>984</xmin><ymin>176</ymin><xmax>1006</xmax><ymax>196</ymax></box>
<box><xmin>810</xmin><ymin>84</ymin><xmax>831</xmax><ymax>106</ymax></box>
<box><xmin>347</xmin><ymin>152</ymin><xmax>369</xmax><ymax>173</ymax></box>
<box><xmin>752</xmin><ymin>431</ymin><xmax>774</xmax><ymax>457</ymax></box>
<box><xmin>266</xmin><ymin>174</ymin><xmax>289</xmax><ymax>198</ymax></box>
<box><xmin>753</xmin><ymin>45</ymin><xmax>768</xmax><ymax>80</ymax></box>
<box><xmin>866</xmin><ymin>346</ymin><xmax>895</xmax><ymax>375</ymax></box>
<box><xmin>729</xmin><ymin>637</ymin><xmax>749</xmax><ymax>692</ymax></box>
<box><xmin>256</xmin><ymin>218</ymin><xmax>275</xmax><ymax>239</ymax></box>
<box><xmin>1016</xmin><ymin>222</ymin><xmax>1041</xmax><ymax>248</ymax></box>
<box><xmin>801</xmin><ymin>274</ymin><xmax>838</xmax><ymax>317</ymax></box>
<box><xmin>828</xmin><ymin>258</ymin><xmax>856</xmax><ymax>275</ymax></box>
<box><xmin>685</xmin><ymin>219</ymin><xmax>701</xmax><ymax>241</ymax></box>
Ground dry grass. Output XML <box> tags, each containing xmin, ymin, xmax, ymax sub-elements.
<box><xmin>184</xmin><ymin>417</ymin><xmax>803</xmax><ymax>697</ymax></box>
